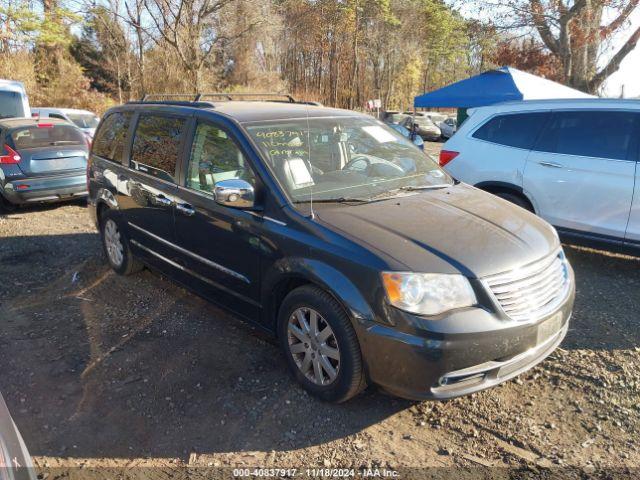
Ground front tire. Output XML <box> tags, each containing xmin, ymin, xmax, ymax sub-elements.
<box><xmin>278</xmin><ymin>285</ymin><xmax>366</xmax><ymax>403</ymax></box>
<box><xmin>99</xmin><ymin>209</ymin><xmax>143</xmax><ymax>276</ymax></box>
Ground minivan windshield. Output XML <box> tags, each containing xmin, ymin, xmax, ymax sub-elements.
<box><xmin>245</xmin><ymin>116</ymin><xmax>452</xmax><ymax>203</ymax></box>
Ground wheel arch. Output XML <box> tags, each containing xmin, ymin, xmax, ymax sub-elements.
<box><xmin>262</xmin><ymin>258</ymin><xmax>375</xmax><ymax>336</ymax></box>
<box><xmin>94</xmin><ymin>188</ymin><xmax>119</xmax><ymax>225</ymax></box>
<box><xmin>474</xmin><ymin>181</ymin><xmax>536</xmax><ymax>213</ymax></box>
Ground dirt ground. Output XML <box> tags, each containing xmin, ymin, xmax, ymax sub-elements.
<box><xmin>1</xmin><ymin>158</ymin><xmax>639</xmax><ymax>478</ymax></box>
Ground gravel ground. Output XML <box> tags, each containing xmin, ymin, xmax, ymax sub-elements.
<box><xmin>0</xmin><ymin>168</ymin><xmax>639</xmax><ymax>479</ymax></box>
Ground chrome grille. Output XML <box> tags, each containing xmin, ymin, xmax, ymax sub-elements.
<box><xmin>484</xmin><ymin>251</ymin><xmax>570</xmax><ymax>322</ymax></box>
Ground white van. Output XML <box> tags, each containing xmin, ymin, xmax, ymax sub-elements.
<box><xmin>31</xmin><ymin>107</ymin><xmax>100</xmax><ymax>138</ymax></box>
<box><xmin>0</xmin><ymin>80</ymin><xmax>30</xmax><ymax>119</ymax></box>
<box><xmin>440</xmin><ymin>98</ymin><xmax>640</xmax><ymax>254</ymax></box>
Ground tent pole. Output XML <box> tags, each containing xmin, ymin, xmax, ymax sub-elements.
<box><xmin>412</xmin><ymin>104</ymin><xmax>417</xmax><ymax>142</ymax></box>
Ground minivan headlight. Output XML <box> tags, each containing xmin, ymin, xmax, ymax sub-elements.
<box><xmin>381</xmin><ymin>272</ymin><xmax>477</xmax><ymax>316</ymax></box>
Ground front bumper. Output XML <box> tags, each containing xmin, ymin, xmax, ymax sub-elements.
<box><xmin>360</xmin><ymin>283</ymin><xmax>575</xmax><ymax>400</ymax></box>
<box><xmin>2</xmin><ymin>173</ymin><xmax>87</xmax><ymax>205</ymax></box>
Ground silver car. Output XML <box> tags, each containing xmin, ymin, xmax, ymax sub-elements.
<box><xmin>31</xmin><ymin>107</ymin><xmax>100</xmax><ymax>139</ymax></box>
<box><xmin>402</xmin><ymin>115</ymin><xmax>441</xmax><ymax>141</ymax></box>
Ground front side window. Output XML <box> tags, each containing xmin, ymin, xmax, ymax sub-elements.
<box><xmin>245</xmin><ymin>116</ymin><xmax>450</xmax><ymax>203</ymax></box>
<box><xmin>92</xmin><ymin>112</ymin><xmax>132</xmax><ymax>162</ymax></box>
<box><xmin>535</xmin><ymin>110</ymin><xmax>638</xmax><ymax>161</ymax></box>
<box><xmin>186</xmin><ymin>122</ymin><xmax>255</xmax><ymax>194</ymax></box>
<box><xmin>473</xmin><ymin>112</ymin><xmax>549</xmax><ymax>149</ymax></box>
<box><xmin>131</xmin><ymin>114</ymin><xmax>186</xmax><ymax>182</ymax></box>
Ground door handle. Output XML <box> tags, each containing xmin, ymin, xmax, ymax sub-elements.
<box><xmin>176</xmin><ymin>203</ymin><xmax>195</xmax><ymax>216</ymax></box>
<box><xmin>154</xmin><ymin>194</ymin><xmax>173</xmax><ymax>206</ymax></box>
<box><xmin>538</xmin><ymin>161</ymin><xmax>563</xmax><ymax>168</ymax></box>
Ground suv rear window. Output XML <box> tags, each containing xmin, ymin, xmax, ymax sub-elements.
<box><xmin>0</xmin><ymin>91</ymin><xmax>26</xmax><ymax>118</ymax></box>
<box><xmin>92</xmin><ymin>112</ymin><xmax>132</xmax><ymax>162</ymax></box>
<box><xmin>131</xmin><ymin>114</ymin><xmax>186</xmax><ymax>182</ymax></box>
<box><xmin>473</xmin><ymin>112</ymin><xmax>549</xmax><ymax>149</ymax></box>
<box><xmin>10</xmin><ymin>124</ymin><xmax>86</xmax><ymax>149</ymax></box>
<box><xmin>534</xmin><ymin>110</ymin><xmax>638</xmax><ymax>161</ymax></box>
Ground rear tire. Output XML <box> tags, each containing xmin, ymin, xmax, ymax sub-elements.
<box><xmin>494</xmin><ymin>192</ymin><xmax>534</xmax><ymax>212</ymax></box>
<box><xmin>99</xmin><ymin>209</ymin><xmax>143</xmax><ymax>276</ymax></box>
<box><xmin>278</xmin><ymin>285</ymin><xmax>366</xmax><ymax>403</ymax></box>
<box><xmin>0</xmin><ymin>194</ymin><xmax>16</xmax><ymax>214</ymax></box>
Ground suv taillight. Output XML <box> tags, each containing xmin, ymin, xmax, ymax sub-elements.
<box><xmin>0</xmin><ymin>145</ymin><xmax>21</xmax><ymax>164</ymax></box>
<box><xmin>439</xmin><ymin>150</ymin><xmax>459</xmax><ymax>167</ymax></box>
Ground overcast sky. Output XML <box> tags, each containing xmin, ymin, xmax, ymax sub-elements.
<box><xmin>602</xmin><ymin>8</ymin><xmax>640</xmax><ymax>98</ymax></box>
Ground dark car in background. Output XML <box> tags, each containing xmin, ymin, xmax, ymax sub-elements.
<box><xmin>381</xmin><ymin>110</ymin><xmax>408</xmax><ymax>125</ymax></box>
<box><xmin>401</xmin><ymin>115</ymin><xmax>441</xmax><ymax>141</ymax></box>
<box><xmin>0</xmin><ymin>118</ymin><xmax>89</xmax><ymax>211</ymax></box>
<box><xmin>88</xmin><ymin>95</ymin><xmax>574</xmax><ymax>403</ymax></box>
<box><xmin>387</xmin><ymin>123</ymin><xmax>425</xmax><ymax>150</ymax></box>
<box><xmin>0</xmin><ymin>393</ymin><xmax>36</xmax><ymax>480</ymax></box>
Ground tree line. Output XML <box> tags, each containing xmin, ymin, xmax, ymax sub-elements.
<box><xmin>0</xmin><ymin>0</ymin><xmax>638</xmax><ymax>114</ymax></box>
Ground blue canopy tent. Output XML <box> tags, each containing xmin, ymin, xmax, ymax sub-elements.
<box><xmin>413</xmin><ymin>67</ymin><xmax>592</xmax><ymax>123</ymax></box>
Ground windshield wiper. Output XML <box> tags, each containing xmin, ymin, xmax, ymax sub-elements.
<box><xmin>294</xmin><ymin>197</ymin><xmax>369</xmax><ymax>204</ymax></box>
<box><xmin>49</xmin><ymin>141</ymin><xmax>79</xmax><ymax>145</ymax></box>
<box><xmin>399</xmin><ymin>184</ymin><xmax>452</xmax><ymax>191</ymax></box>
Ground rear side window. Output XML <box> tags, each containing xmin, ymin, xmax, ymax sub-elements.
<box><xmin>131</xmin><ymin>114</ymin><xmax>186</xmax><ymax>182</ymax></box>
<box><xmin>10</xmin><ymin>124</ymin><xmax>86</xmax><ymax>149</ymax></box>
<box><xmin>473</xmin><ymin>112</ymin><xmax>549</xmax><ymax>149</ymax></box>
<box><xmin>535</xmin><ymin>111</ymin><xmax>638</xmax><ymax>160</ymax></box>
<box><xmin>0</xmin><ymin>91</ymin><xmax>26</xmax><ymax>118</ymax></box>
<box><xmin>92</xmin><ymin>112</ymin><xmax>132</xmax><ymax>162</ymax></box>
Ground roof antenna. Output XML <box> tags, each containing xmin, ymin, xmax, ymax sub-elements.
<box><xmin>305</xmin><ymin>101</ymin><xmax>315</xmax><ymax>220</ymax></box>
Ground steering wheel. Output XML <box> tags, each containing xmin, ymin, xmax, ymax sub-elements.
<box><xmin>343</xmin><ymin>155</ymin><xmax>371</xmax><ymax>173</ymax></box>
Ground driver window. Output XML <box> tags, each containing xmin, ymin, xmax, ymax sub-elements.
<box><xmin>187</xmin><ymin>122</ymin><xmax>255</xmax><ymax>194</ymax></box>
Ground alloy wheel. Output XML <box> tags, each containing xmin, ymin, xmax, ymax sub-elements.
<box><xmin>287</xmin><ymin>307</ymin><xmax>341</xmax><ymax>386</ymax></box>
<box><xmin>104</xmin><ymin>219</ymin><xmax>124</xmax><ymax>267</ymax></box>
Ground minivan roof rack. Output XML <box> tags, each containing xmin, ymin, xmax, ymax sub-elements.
<box><xmin>138</xmin><ymin>92</ymin><xmax>298</xmax><ymax>103</ymax></box>
<box><xmin>126</xmin><ymin>99</ymin><xmax>217</xmax><ymax>108</ymax></box>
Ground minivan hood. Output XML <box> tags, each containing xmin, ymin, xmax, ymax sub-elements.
<box><xmin>314</xmin><ymin>184</ymin><xmax>559</xmax><ymax>278</ymax></box>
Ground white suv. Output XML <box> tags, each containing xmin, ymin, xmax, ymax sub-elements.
<box><xmin>440</xmin><ymin>99</ymin><xmax>640</xmax><ymax>253</ymax></box>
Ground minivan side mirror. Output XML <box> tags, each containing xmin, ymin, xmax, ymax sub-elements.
<box><xmin>214</xmin><ymin>179</ymin><xmax>255</xmax><ymax>209</ymax></box>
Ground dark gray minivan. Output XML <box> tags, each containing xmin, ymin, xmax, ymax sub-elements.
<box><xmin>88</xmin><ymin>95</ymin><xmax>575</xmax><ymax>402</ymax></box>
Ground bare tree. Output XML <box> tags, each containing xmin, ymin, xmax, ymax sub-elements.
<box><xmin>141</xmin><ymin>0</ymin><xmax>234</xmax><ymax>91</ymax></box>
<box><xmin>478</xmin><ymin>0</ymin><xmax>640</xmax><ymax>93</ymax></box>
<box><xmin>124</xmin><ymin>0</ymin><xmax>147</xmax><ymax>95</ymax></box>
